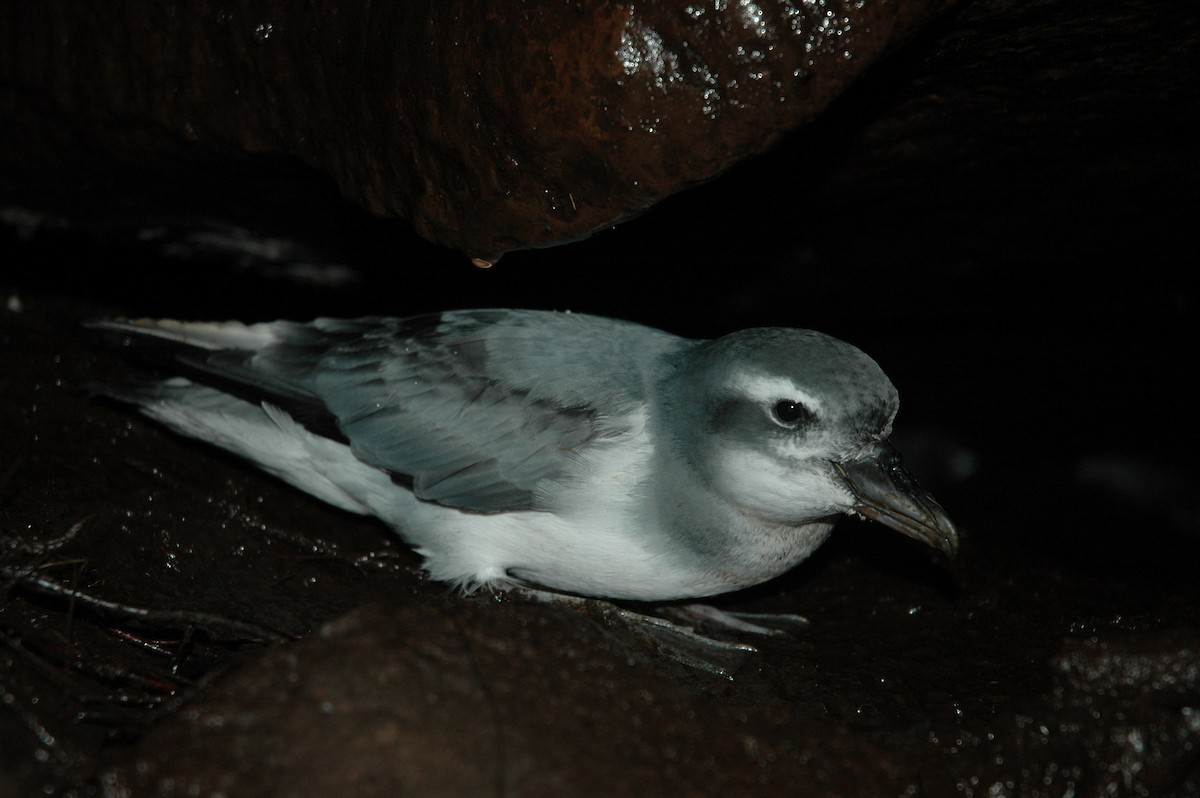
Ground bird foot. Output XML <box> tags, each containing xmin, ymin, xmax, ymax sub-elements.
<box><xmin>505</xmin><ymin>589</ymin><xmax>806</xmax><ymax>679</ymax></box>
<box><xmin>657</xmin><ymin>603</ymin><xmax>811</xmax><ymax>637</ymax></box>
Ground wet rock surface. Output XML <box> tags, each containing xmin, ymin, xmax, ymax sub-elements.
<box><xmin>0</xmin><ymin>0</ymin><xmax>954</xmax><ymax>260</ymax></box>
<box><xmin>2</xmin><ymin>0</ymin><xmax>1199</xmax><ymax>795</ymax></box>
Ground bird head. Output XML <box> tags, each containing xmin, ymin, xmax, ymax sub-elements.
<box><xmin>665</xmin><ymin>328</ymin><xmax>958</xmax><ymax>557</ymax></box>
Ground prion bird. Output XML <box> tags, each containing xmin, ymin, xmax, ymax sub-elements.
<box><xmin>93</xmin><ymin>310</ymin><xmax>957</xmax><ymax>602</ymax></box>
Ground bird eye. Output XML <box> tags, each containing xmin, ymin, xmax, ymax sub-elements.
<box><xmin>772</xmin><ymin>400</ymin><xmax>813</xmax><ymax>427</ymax></box>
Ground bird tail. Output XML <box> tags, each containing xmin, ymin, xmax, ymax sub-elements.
<box><xmin>87</xmin><ymin>317</ymin><xmax>345</xmax><ymax>442</ymax></box>
<box><xmin>85</xmin><ymin>317</ymin><xmax>281</xmax><ymax>352</ymax></box>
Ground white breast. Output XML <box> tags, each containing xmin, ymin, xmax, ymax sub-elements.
<box><xmin>380</xmin><ymin>408</ymin><xmax>701</xmax><ymax>600</ymax></box>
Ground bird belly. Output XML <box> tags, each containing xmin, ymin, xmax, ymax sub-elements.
<box><xmin>383</xmin><ymin>427</ymin><xmax>715</xmax><ymax>601</ymax></box>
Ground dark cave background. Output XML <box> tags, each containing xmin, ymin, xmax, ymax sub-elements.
<box><xmin>2</xmin><ymin>0</ymin><xmax>1198</xmax><ymax>795</ymax></box>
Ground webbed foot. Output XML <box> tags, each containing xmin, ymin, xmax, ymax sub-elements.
<box><xmin>505</xmin><ymin>589</ymin><xmax>807</xmax><ymax>679</ymax></box>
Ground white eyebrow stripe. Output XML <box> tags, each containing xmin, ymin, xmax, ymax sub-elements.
<box><xmin>735</xmin><ymin>374</ymin><xmax>825</xmax><ymax>414</ymax></box>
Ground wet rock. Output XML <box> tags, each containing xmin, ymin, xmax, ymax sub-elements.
<box><xmin>2</xmin><ymin>0</ymin><xmax>1199</xmax><ymax>794</ymax></box>
<box><xmin>0</xmin><ymin>1</ymin><xmax>954</xmax><ymax>259</ymax></box>
<box><xmin>1055</xmin><ymin>629</ymin><xmax>1200</xmax><ymax>702</ymax></box>
<box><xmin>1022</xmin><ymin>630</ymin><xmax>1200</xmax><ymax>796</ymax></box>
<box><xmin>94</xmin><ymin>601</ymin><xmax>769</xmax><ymax>797</ymax></box>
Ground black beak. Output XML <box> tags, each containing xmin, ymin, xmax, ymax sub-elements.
<box><xmin>833</xmin><ymin>441</ymin><xmax>959</xmax><ymax>558</ymax></box>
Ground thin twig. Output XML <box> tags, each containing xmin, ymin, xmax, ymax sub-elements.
<box><xmin>0</xmin><ymin>564</ymin><xmax>291</xmax><ymax>643</ymax></box>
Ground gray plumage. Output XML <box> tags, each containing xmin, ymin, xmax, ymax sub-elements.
<box><xmin>94</xmin><ymin>310</ymin><xmax>957</xmax><ymax>601</ymax></box>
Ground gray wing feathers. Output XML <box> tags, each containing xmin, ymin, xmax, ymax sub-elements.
<box><xmin>327</xmin><ymin>377</ymin><xmax>604</xmax><ymax>511</ymax></box>
<box><xmin>111</xmin><ymin>310</ymin><xmax>684</xmax><ymax>513</ymax></box>
<box><xmin>241</xmin><ymin>312</ymin><xmax>677</xmax><ymax>512</ymax></box>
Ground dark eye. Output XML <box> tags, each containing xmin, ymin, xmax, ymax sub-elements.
<box><xmin>772</xmin><ymin>400</ymin><xmax>813</xmax><ymax>427</ymax></box>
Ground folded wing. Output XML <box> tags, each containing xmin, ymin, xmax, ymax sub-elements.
<box><xmin>99</xmin><ymin>310</ymin><xmax>681</xmax><ymax>513</ymax></box>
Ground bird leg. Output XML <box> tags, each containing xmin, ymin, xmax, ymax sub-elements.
<box><xmin>502</xmin><ymin>588</ymin><xmax>770</xmax><ymax>679</ymax></box>
<box><xmin>655</xmin><ymin>603</ymin><xmax>811</xmax><ymax>638</ymax></box>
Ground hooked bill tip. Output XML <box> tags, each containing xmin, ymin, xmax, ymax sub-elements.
<box><xmin>833</xmin><ymin>445</ymin><xmax>959</xmax><ymax>559</ymax></box>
